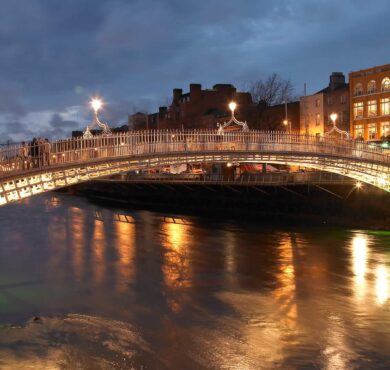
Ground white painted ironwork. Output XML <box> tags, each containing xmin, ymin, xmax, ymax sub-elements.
<box><xmin>0</xmin><ymin>130</ymin><xmax>390</xmax><ymax>206</ymax></box>
<box><xmin>325</xmin><ymin>113</ymin><xmax>350</xmax><ymax>139</ymax></box>
<box><xmin>83</xmin><ymin>101</ymin><xmax>111</xmax><ymax>139</ymax></box>
<box><xmin>217</xmin><ymin>102</ymin><xmax>249</xmax><ymax>134</ymax></box>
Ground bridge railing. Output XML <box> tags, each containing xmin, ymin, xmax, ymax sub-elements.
<box><xmin>0</xmin><ymin>130</ymin><xmax>389</xmax><ymax>178</ymax></box>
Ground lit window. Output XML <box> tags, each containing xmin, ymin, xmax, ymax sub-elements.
<box><xmin>354</xmin><ymin>83</ymin><xmax>364</xmax><ymax>96</ymax></box>
<box><xmin>367</xmin><ymin>80</ymin><xmax>376</xmax><ymax>94</ymax></box>
<box><xmin>382</xmin><ymin>77</ymin><xmax>390</xmax><ymax>92</ymax></box>
<box><xmin>381</xmin><ymin>122</ymin><xmax>390</xmax><ymax>138</ymax></box>
<box><xmin>368</xmin><ymin>100</ymin><xmax>377</xmax><ymax>116</ymax></box>
<box><xmin>315</xmin><ymin>113</ymin><xmax>321</xmax><ymax>126</ymax></box>
<box><xmin>354</xmin><ymin>124</ymin><xmax>364</xmax><ymax>139</ymax></box>
<box><xmin>354</xmin><ymin>102</ymin><xmax>364</xmax><ymax>118</ymax></box>
<box><xmin>368</xmin><ymin>123</ymin><xmax>377</xmax><ymax>140</ymax></box>
<box><xmin>381</xmin><ymin>98</ymin><xmax>390</xmax><ymax>115</ymax></box>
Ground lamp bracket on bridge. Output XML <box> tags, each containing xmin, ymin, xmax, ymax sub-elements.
<box><xmin>325</xmin><ymin>116</ymin><xmax>350</xmax><ymax>140</ymax></box>
<box><xmin>217</xmin><ymin>110</ymin><xmax>249</xmax><ymax>134</ymax></box>
<box><xmin>83</xmin><ymin>104</ymin><xmax>112</xmax><ymax>139</ymax></box>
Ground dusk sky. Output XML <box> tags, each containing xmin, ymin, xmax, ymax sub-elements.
<box><xmin>0</xmin><ymin>0</ymin><xmax>389</xmax><ymax>141</ymax></box>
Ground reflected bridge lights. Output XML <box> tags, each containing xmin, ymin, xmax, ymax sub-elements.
<box><xmin>376</xmin><ymin>265</ymin><xmax>389</xmax><ymax>305</ymax></box>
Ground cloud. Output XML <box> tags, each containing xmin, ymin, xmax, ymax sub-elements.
<box><xmin>0</xmin><ymin>0</ymin><xmax>389</xmax><ymax>139</ymax></box>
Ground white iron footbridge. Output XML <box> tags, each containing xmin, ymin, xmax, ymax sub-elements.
<box><xmin>0</xmin><ymin>130</ymin><xmax>389</xmax><ymax>206</ymax></box>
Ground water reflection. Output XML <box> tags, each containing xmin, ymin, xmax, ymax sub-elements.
<box><xmin>0</xmin><ymin>195</ymin><xmax>390</xmax><ymax>369</ymax></box>
<box><xmin>92</xmin><ymin>219</ymin><xmax>106</xmax><ymax>284</ymax></box>
<box><xmin>273</xmin><ymin>233</ymin><xmax>298</xmax><ymax>332</ymax></box>
<box><xmin>69</xmin><ymin>207</ymin><xmax>85</xmax><ymax>281</ymax></box>
<box><xmin>352</xmin><ymin>234</ymin><xmax>369</xmax><ymax>301</ymax></box>
<box><xmin>161</xmin><ymin>221</ymin><xmax>192</xmax><ymax>313</ymax></box>
<box><xmin>114</xmin><ymin>218</ymin><xmax>135</xmax><ymax>293</ymax></box>
<box><xmin>376</xmin><ymin>265</ymin><xmax>388</xmax><ymax>305</ymax></box>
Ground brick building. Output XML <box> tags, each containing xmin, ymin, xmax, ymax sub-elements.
<box><xmin>300</xmin><ymin>72</ymin><xmax>349</xmax><ymax>136</ymax></box>
<box><xmin>161</xmin><ymin>83</ymin><xmax>253</xmax><ymax>129</ymax></box>
<box><xmin>129</xmin><ymin>83</ymin><xmax>253</xmax><ymax>130</ymax></box>
<box><xmin>253</xmin><ymin>101</ymin><xmax>300</xmax><ymax>132</ymax></box>
<box><xmin>349</xmin><ymin>63</ymin><xmax>390</xmax><ymax>140</ymax></box>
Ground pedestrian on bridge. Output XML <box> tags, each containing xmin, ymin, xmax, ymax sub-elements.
<box><xmin>19</xmin><ymin>142</ymin><xmax>29</xmax><ymax>170</ymax></box>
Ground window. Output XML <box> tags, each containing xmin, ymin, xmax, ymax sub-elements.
<box><xmin>367</xmin><ymin>80</ymin><xmax>376</xmax><ymax>94</ymax></box>
<box><xmin>367</xmin><ymin>100</ymin><xmax>377</xmax><ymax>116</ymax></box>
<box><xmin>354</xmin><ymin>83</ymin><xmax>364</xmax><ymax>96</ymax></box>
<box><xmin>354</xmin><ymin>124</ymin><xmax>364</xmax><ymax>139</ymax></box>
<box><xmin>382</xmin><ymin>77</ymin><xmax>390</xmax><ymax>92</ymax></box>
<box><xmin>327</xmin><ymin>97</ymin><xmax>333</xmax><ymax>105</ymax></box>
<box><xmin>354</xmin><ymin>102</ymin><xmax>364</xmax><ymax>118</ymax></box>
<box><xmin>381</xmin><ymin>122</ymin><xmax>390</xmax><ymax>138</ymax></box>
<box><xmin>368</xmin><ymin>123</ymin><xmax>377</xmax><ymax>140</ymax></box>
<box><xmin>315</xmin><ymin>99</ymin><xmax>320</xmax><ymax>107</ymax></box>
<box><xmin>340</xmin><ymin>95</ymin><xmax>347</xmax><ymax>104</ymax></box>
<box><xmin>343</xmin><ymin>111</ymin><xmax>348</xmax><ymax>123</ymax></box>
<box><xmin>381</xmin><ymin>98</ymin><xmax>390</xmax><ymax>115</ymax></box>
<box><xmin>315</xmin><ymin>113</ymin><xmax>321</xmax><ymax>126</ymax></box>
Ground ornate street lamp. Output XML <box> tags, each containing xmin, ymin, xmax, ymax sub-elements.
<box><xmin>326</xmin><ymin>112</ymin><xmax>349</xmax><ymax>139</ymax></box>
<box><xmin>83</xmin><ymin>98</ymin><xmax>112</xmax><ymax>139</ymax></box>
<box><xmin>217</xmin><ymin>101</ymin><xmax>249</xmax><ymax>134</ymax></box>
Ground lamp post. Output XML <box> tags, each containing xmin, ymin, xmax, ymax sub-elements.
<box><xmin>283</xmin><ymin>119</ymin><xmax>291</xmax><ymax>133</ymax></box>
<box><xmin>83</xmin><ymin>97</ymin><xmax>111</xmax><ymax>139</ymax></box>
<box><xmin>325</xmin><ymin>111</ymin><xmax>349</xmax><ymax>139</ymax></box>
<box><xmin>217</xmin><ymin>101</ymin><xmax>248</xmax><ymax>134</ymax></box>
<box><xmin>229</xmin><ymin>101</ymin><xmax>237</xmax><ymax>117</ymax></box>
<box><xmin>330</xmin><ymin>112</ymin><xmax>338</xmax><ymax>127</ymax></box>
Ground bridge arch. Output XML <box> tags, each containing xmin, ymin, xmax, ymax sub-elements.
<box><xmin>0</xmin><ymin>130</ymin><xmax>389</xmax><ymax>206</ymax></box>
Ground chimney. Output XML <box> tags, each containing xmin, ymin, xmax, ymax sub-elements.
<box><xmin>190</xmin><ymin>84</ymin><xmax>202</xmax><ymax>101</ymax></box>
<box><xmin>329</xmin><ymin>72</ymin><xmax>345</xmax><ymax>90</ymax></box>
<box><xmin>173</xmin><ymin>88</ymin><xmax>182</xmax><ymax>104</ymax></box>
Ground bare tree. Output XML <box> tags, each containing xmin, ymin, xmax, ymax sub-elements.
<box><xmin>249</xmin><ymin>73</ymin><xmax>295</xmax><ymax>106</ymax></box>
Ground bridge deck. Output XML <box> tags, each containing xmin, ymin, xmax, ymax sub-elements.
<box><xmin>0</xmin><ymin>130</ymin><xmax>389</xmax><ymax>206</ymax></box>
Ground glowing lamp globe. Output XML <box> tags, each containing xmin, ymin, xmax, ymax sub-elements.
<box><xmin>229</xmin><ymin>102</ymin><xmax>237</xmax><ymax>112</ymax></box>
<box><xmin>330</xmin><ymin>113</ymin><xmax>338</xmax><ymax>124</ymax></box>
<box><xmin>91</xmin><ymin>98</ymin><xmax>102</xmax><ymax>112</ymax></box>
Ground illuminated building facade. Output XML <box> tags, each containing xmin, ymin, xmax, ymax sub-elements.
<box><xmin>349</xmin><ymin>63</ymin><xmax>390</xmax><ymax>140</ymax></box>
<box><xmin>300</xmin><ymin>72</ymin><xmax>349</xmax><ymax>136</ymax></box>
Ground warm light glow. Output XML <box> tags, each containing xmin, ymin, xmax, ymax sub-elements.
<box><xmin>91</xmin><ymin>98</ymin><xmax>102</xmax><ymax>112</ymax></box>
<box><xmin>226</xmin><ymin>162</ymin><xmax>233</xmax><ymax>167</ymax></box>
<box><xmin>352</xmin><ymin>235</ymin><xmax>368</xmax><ymax>299</ymax></box>
<box><xmin>376</xmin><ymin>265</ymin><xmax>388</xmax><ymax>305</ymax></box>
<box><xmin>355</xmin><ymin>181</ymin><xmax>362</xmax><ymax>189</ymax></box>
<box><xmin>283</xmin><ymin>119</ymin><xmax>288</xmax><ymax>126</ymax></box>
<box><xmin>330</xmin><ymin>113</ymin><xmax>338</xmax><ymax>124</ymax></box>
<box><xmin>229</xmin><ymin>101</ymin><xmax>237</xmax><ymax>112</ymax></box>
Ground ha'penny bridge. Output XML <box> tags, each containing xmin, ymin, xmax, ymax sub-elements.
<box><xmin>0</xmin><ymin>130</ymin><xmax>389</xmax><ymax>206</ymax></box>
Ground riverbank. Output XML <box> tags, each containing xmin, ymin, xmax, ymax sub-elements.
<box><xmin>70</xmin><ymin>179</ymin><xmax>390</xmax><ymax>230</ymax></box>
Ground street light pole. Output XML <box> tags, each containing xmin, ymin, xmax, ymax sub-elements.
<box><xmin>283</xmin><ymin>100</ymin><xmax>291</xmax><ymax>133</ymax></box>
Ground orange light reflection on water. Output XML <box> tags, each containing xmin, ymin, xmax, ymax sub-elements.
<box><xmin>114</xmin><ymin>218</ymin><xmax>135</xmax><ymax>293</ymax></box>
<box><xmin>161</xmin><ymin>221</ymin><xmax>192</xmax><ymax>313</ymax></box>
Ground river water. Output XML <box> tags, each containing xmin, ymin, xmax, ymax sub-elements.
<box><xmin>0</xmin><ymin>193</ymin><xmax>389</xmax><ymax>369</ymax></box>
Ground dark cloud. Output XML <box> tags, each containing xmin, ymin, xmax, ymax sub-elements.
<box><xmin>0</xmin><ymin>0</ymin><xmax>389</xmax><ymax>140</ymax></box>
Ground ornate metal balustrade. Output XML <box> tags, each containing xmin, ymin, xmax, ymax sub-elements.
<box><xmin>0</xmin><ymin>130</ymin><xmax>389</xmax><ymax>206</ymax></box>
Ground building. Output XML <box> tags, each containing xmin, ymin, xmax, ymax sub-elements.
<box><xmin>349</xmin><ymin>63</ymin><xmax>390</xmax><ymax>140</ymax></box>
<box><xmin>129</xmin><ymin>83</ymin><xmax>253</xmax><ymax>131</ymax></box>
<box><xmin>253</xmin><ymin>101</ymin><xmax>300</xmax><ymax>132</ymax></box>
<box><xmin>300</xmin><ymin>72</ymin><xmax>349</xmax><ymax>136</ymax></box>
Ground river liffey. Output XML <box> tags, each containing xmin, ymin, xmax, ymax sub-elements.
<box><xmin>0</xmin><ymin>193</ymin><xmax>389</xmax><ymax>369</ymax></box>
